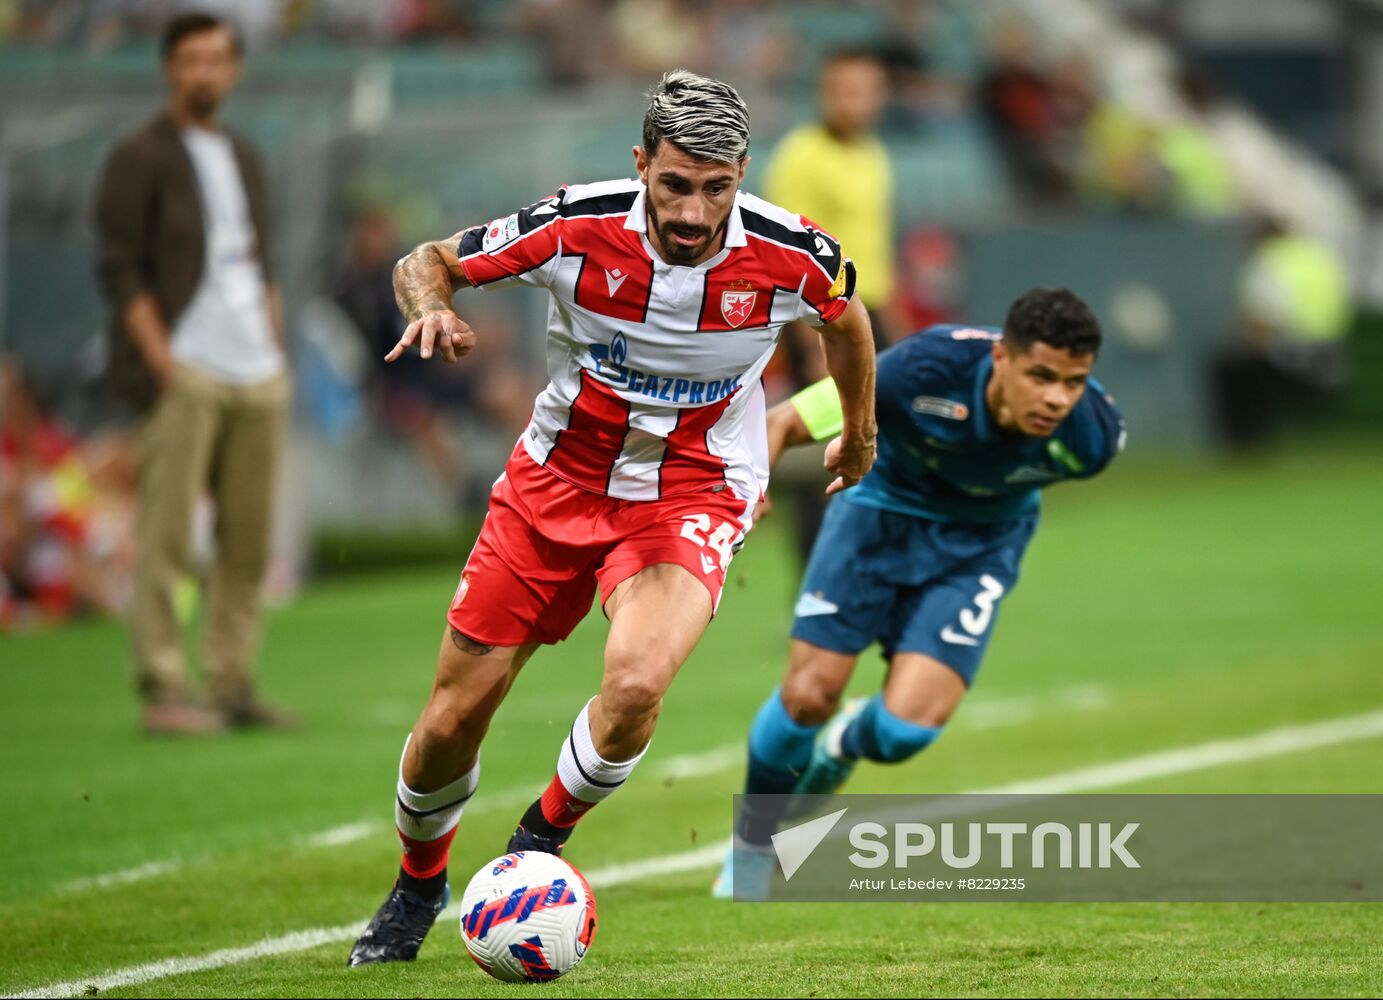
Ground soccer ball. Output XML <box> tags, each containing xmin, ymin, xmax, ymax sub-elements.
<box><xmin>459</xmin><ymin>851</ymin><xmax>597</xmax><ymax>982</ymax></box>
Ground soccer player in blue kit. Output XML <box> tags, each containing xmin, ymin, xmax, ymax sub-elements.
<box><xmin>714</xmin><ymin>287</ymin><xmax>1125</xmax><ymax>897</ymax></box>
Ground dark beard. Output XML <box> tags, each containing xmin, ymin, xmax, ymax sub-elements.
<box><xmin>185</xmin><ymin>89</ymin><xmax>220</xmax><ymax>121</ymax></box>
<box><xmin>646</xmin><ymin>200</ymin><xmax>724</xmax><ymax>264</ymax></box>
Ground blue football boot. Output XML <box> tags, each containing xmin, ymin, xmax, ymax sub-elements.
<box><xmin>711</xmin><ymin>838</ymin><xmax>776</xmax><ymax>901</ymax></box>
<box><xmin>348</xmin><ymin>881</ymin><xmax>451</xmax><ymax>967</ymax></box>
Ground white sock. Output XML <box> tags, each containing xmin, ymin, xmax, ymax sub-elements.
<box><xmin>394</xmin><ymin>734</ymin><xmax>480</xmax><ymax>841</ymax></box>
<box><xmin>555</xmin><ymin>697</ymin><xmax>649</xmax><ymax>804</ymax></box>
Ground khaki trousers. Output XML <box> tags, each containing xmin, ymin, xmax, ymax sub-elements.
<box><xmin>131</xmin><ymin>363</ymin><xmax>289</xmax><ymax>707</ymax></box>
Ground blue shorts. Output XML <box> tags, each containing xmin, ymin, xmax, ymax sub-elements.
<box><xmin>789</xmin><ymin>496</ymin><xmax>1038</xmax><ymax>685</ymax></box>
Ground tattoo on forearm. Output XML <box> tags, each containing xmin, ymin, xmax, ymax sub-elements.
<box><xmin>394</xmin><ymin>245</ymin><xmax>454</xmax><ymax>322</ymax></box>
<box><xmin>450</xmin><ymin>627</ymin><xmax>495</xmax><ymax>656</ymax></box>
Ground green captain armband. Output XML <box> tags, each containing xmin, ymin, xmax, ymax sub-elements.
<box><xmin>791</xmin><ymin>377</ymin><xmax>844</xmax><ymax>442</ymax></box>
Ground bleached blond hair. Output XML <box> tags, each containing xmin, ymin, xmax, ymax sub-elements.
<box><xmin>641</xmin><ymin>69</ymin><xmax>750</xmax><ymax>164</ymax></box>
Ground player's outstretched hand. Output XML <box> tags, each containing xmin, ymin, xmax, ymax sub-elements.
<box><xmin>751</xmin><ymin>490</ymin><xmax>774</xmax><ymax>526</ymax></box>
<box><xmin>823</xmin><ymin>432</ymin><xmax>876</xmax><ymax>495</ymax></box>
<box><xmin>385</xmin><ymin>309</ymin><xmax>477</xmax><ymax>363</ymax></box>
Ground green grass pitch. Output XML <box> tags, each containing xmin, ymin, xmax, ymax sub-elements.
<box><xmin>2</xmin><ymin>447</ymin><xmax>1381</xmax><ymax>997</ymax></box>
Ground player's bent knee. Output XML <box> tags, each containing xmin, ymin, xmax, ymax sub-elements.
<box><xmin>782</xmin><ymin>643</ymin><xmax>856</xmax><ymax>725</ymax></box>
<box><xmin>416</xmin><ymin>699</ymin><xmax>482</xmax><ymax>751</ymax></box>
<box><xmin>600</xmin><ymin>673</ymin><xmax>665</xmax><ymax>722</ymax></box>
<box><xmin>883</xmin><ymin>655</ymin><xmax>968</xmax><ymax>728</ymax></box>
<box><xmin>418</xmin><ymin>671</ymin><xmax>508</xmax><ymax>747</ymax></box>
<box><xmin>603</xmin><ymin>639</ymin><xmax>681</xmax><ymax>682</ymax></box>
<box><xmin>779</xmin><ymin>679</ymin><xmax>841</xmax><ymax>726</ymax></box>
<box><xmin>780</xmin><ymin>664</ymin><xmax>847</xmax><ymax>725</ymax></box>
<box><xmin>904</xmin><ymin>698</ymin><xmax>960</xmax><ymax>729</ymax></box>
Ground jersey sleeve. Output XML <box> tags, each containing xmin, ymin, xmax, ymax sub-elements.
<box><xmin>456</xmin><ymin>191</ymin><xmax>566</xmax><ymax>290</ymax></box>
<box><xmin>793</xmin><ymin>219</ymin><xmax>856</xmax><ymax>327</ymax></box>
<box><xmin>1054</xmin><ymin>383</ymin><xmax>1126</xmax><ymax>479</ymax></box>
<box><xmin>789</xmin><ymin>376</ymin><xmax>844</xmax><ymax>442</ymax></box>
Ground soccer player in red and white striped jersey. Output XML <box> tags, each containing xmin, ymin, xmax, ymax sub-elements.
<box><xmin>349</xmin><ymin>70</ymin><xmax>877</xmax><ymax>966</ymax></box>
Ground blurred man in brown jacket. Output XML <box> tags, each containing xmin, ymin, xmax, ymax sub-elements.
<box><xmin>95</xmin><ymin>12</ymin><xmax>294</xmax><ymax>734</ymax></box>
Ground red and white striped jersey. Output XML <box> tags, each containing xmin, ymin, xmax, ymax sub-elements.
<box><xmin>457</xmin><ymin>178</ymin><xmax>856</xmax><ymax>504</ymax></box>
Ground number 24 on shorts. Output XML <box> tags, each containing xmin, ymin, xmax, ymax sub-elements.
<box><xmin>680</xmin><ymin>514</ymin><xmax>738</xmax><ymax>575</ymax></box>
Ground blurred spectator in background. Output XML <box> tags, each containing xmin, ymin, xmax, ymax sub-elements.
<box><xmin>703</xmin><ymin>0</ymin><xmax>794</xmax><ymax>90</ymax></box>
<box><xmin>910</xmin><ymin>0</ymin><xmax>986</xmax><ymax>86</ymax></box>
<box><xmin>610</xmin><ymin>0</ymin><xmax>707</xmax><ymax>79</ymax></box>
<box><xmin>1074</xmin><ymin>61</ymin><xmax>1240</xmax><ymax>219</ymax></box>
<box><xmin>387</xmin><ymin>0</ymin><xmax>477</xmax><ymax>44</ymax></box>
<box><xmin>895</xmin><ymin>226</ymin><xmax>963</xmax><ymax>333</ymax></box>
<box><xmin>1078</xmin><ymin>97</ymin><xmax>1169</xmax><ymax>214</ymax></box>
<box><xmin>765</xmin><ymin>47</ymin><xmax>895</xmax><ymax>348</ymax></box>
<box><xmin>762</xmin><ymin>46</ymin><xmax>894</xmax><ymax>560</ymax></box>
<box><xmin>1046</xmin><ymin>49</ymin><xmax>1099</xmax><ymax>186</ymax></box>
<box><xmin>94</xmin><ymin>12</ymin><xmax>294</xmax><ymax>735</ymax></box>
<box><xmin>331</xmin><ymin>207</ymin><xmax>538</xmax><ymax>509</ymax></box>
<box><xmin>1156</xmin><ymin>67</ymin><xmax>1240</xmax><ymax>219</ymax></box>
<box><xmin>0</xmin><ymin>361</ymin><xmax>136</xmax><ymax>631</ymax></box>
<box><xmin>978</xmin><ymin>15</ymin><xmax>1070</xmax><ymax>204</ymax></box>
<box><xmin>874</xmin><ymin>1</ymin><xmax>985</xmax><ymax>132</ymax></box>
<box><xmin>332</xmin><ymin>207</ymin><xmax>460</xmax><ymax>492</ymax></box>
<box><xmin>1211</xmin><ymin>216</ymin><xmax>1351</xmax><ymax>449</ymax></box>
<box><xmin>516</xmin><ymin>0</ymin><xmax>615</xmax><ymax>89</ymax></box>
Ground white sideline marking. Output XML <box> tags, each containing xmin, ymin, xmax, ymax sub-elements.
<box><xmin>5</xmin><ymin>927</ymin><xmax>367</xmax><ymax>1000</ymax></box>
<box><xmin>6</xmin><ymin>841</ymin><xmax>732</xmax><ymax>1000</ymax></box>
<box><xmin>647</xmin><ymin>743</ymin><xmax>745</xmax><ymax>781</ymax></box>
<box><xmin>300</xmin><ymin>821</ymin><xmax>384</xmax><ymax>849</ymax></box>
<box><xmin>976</xmin><ymin>709</ymin><xmax>1383</xmax><ymax>796</ymax></box>
<box><xmin>56</xmin><ymin>683</ymin><xmax>1108</xmax><ymax>896</ymax></box>
<box><xmin>11</xmin><ymin>708</ymin><xmax>1383</xmax><ymax>1000</ymax></box>
<box><xmin>466</xmin><ymin>785</ymin><xmax>547</xmax><ymax>815</ymax></box>
<box><xmin>583</xmin><ymin>841</ymin><xmax>731</xmax><ymax>887</ymax></box>
<box><xmin>963</xmin><ymin>683</ymin><xmax>1112</xmax><ymax>730</ymax></box>
<box><xmin>302</xmin><ymin>684</ymin><xmax>1111</xmax><ymax>848</ymax></box>
<box><xmin>54</xmin><ymin>860</ymin><xmax>182</xmax><ymax>895</ymax></box>
<box><xmin>42</xmin><ymin>743</ymin><xmax>750</xmax><ymax>899</ymax></box>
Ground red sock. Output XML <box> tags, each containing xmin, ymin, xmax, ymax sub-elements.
<box><xmin>398</xmin><ymin>825</ymin><xmax>457</xmax><ymax>879</ymax></box>
<box><xmin>538</xmin><ymin>773</ymin><xmax>597</xmax><ymax>830</ymax></box>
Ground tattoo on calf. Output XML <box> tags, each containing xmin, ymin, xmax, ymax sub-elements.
<box><xmin>450</xmin><ymin>627</ymin><xmax>494</xmax><ymax>656</ymax></box>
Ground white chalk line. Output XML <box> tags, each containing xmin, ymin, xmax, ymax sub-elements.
<box><xmin>9</xmin><ymin>706</ymin><xmax>1383</xmax><ymax>999</ymax></box>
<box><xmin>53</xmin><ymin>861</ymin><xmax>183</xmax><ymax>895</ymax></box>
<box><xmin>272</xmin><ymin>684</ymin><xmax>1116</xmax><ymax>850</ymax></box>
<box><xmin>48</xmin><ymin>684</ymin><xmax>1114</xmax><ymax>895</ymax></box>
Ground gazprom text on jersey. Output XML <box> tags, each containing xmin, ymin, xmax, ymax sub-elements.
<box><xmin>590</xmin><ymin>335</ymin><xmax>743</xmax><ymax>404</ymax></box>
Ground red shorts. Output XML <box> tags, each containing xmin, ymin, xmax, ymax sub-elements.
<box><xmin>447</xmin><ymin>445</ymin><xmax>753</xmax><ymax>647</ymax></box>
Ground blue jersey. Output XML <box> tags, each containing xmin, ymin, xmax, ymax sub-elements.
<box><xmin>844</xmin><ymin>325</ymin><xmax>1125</xmax><ymax>524</ymax></box>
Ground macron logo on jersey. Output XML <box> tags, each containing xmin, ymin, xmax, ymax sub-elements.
<box><xmin>605</xmin><ymin>267</ymin><xmax>628</xmax><ymax>297</ymax></box>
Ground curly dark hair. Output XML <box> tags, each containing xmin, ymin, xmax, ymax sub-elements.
<box><xmin>1003</xmin><ymin>287</ymin><xmax>1102</xmax><ymax>356</ymax></box>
